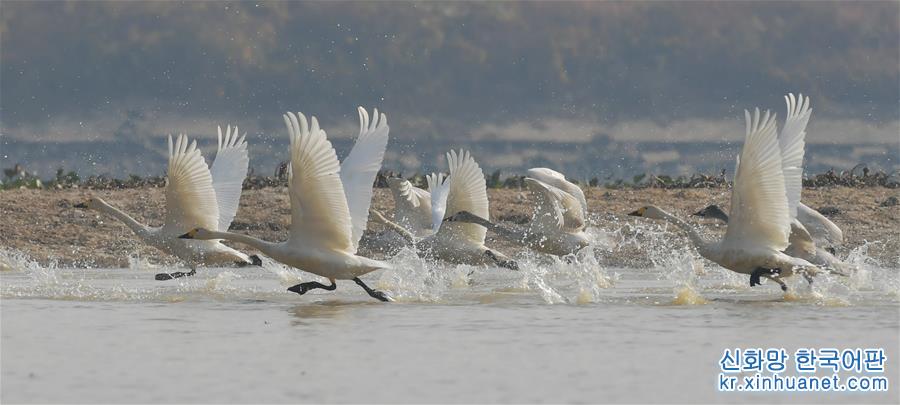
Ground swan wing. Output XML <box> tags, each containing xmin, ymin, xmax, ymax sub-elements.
<box><xmin>555</xmin><ymin>188</ymin><xmax>585</xmax><ymax>232</ymax></box>
<box><xmin>341</xmin><ymin>107</ymin><xmax>390</xmax><ymax>248</ymax></box>
<box><xmin>428</xmin><ymin>172</ymin><xmax>450</xmax><ymax>233</ymax></box>
<box><xmin>796</xmin><ymin>202</ymin><xmax>843</xmax><ymax>245</ymax></box>
<box><xmin>283</xmin><ymin>112</ymin><xmax>353</xmax><ymax>252</ymax></box>
<box><xmin>163</xmin><ymin>134</ymin><xmax>220</xmax><ymax>232</ymax></box>
<box><xmin>389</xmin><ymin>178</ymin><xmax>432</xmax><ymax>234</ymax></box>
<box><xmin>339</xmin><ymin>107</ymin><xmax>390</xmax><ymax>251</ymax></box>
<box><xmin>439</xmin><ymin>150</ymin><xmax>489</xmax><ymax>244</ymax></box>
<box><xmin>210</xmin><ymin>125</ymin><xmax>249</xmax><ymax>232</ymax></box>
<box><xmin>526</xmin><ymin>167</ymin><xmax>588</xmax><ymax>216</ymax></box>
<box><xmin>524</xmin><ymin>178</ymin><xmax>565</xmax><ymax>232</ymax></box>
<box><xmin>723</xmin><ymin>109</ymin><xmax>790</xmax><ymax>251</ymax></box>
<box><xmin>786</xmin><ymin>219</ymin><xmax>817</xmax><ymax>258</ymax></box>
<box><xmin>779</xmin><ymin>93</ymin><xmax>811</xmax><ymax>219</ymax></box>
<box><xmin>526</xmin><ymin>178</ymin><xmax>586</xmax><ymax>233</ymax></box>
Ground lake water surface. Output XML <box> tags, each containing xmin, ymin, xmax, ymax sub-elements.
<box><xmin>1</xmin><ymin>248</ymin><xmax>898</xmax><ymax>403</ymax></box>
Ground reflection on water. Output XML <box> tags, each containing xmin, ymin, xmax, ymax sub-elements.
<box><xmin>288</xmin><ymin>301</ymin><xmax>369</xmax><ymax>325</ymax></box>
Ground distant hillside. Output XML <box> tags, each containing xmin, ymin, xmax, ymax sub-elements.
<box><xmin>1</xmin><ymin>2</ymin><xmax>897</xmax><ymax>175</ymax></box>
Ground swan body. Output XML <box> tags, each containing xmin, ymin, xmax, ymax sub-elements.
<box><xmin>77</xmin><ymin>127</ymin><xmax>254</xmax><ymax>276</ymax></box>
<box><xmin>631</xmin><ymin>94</ymin><xmax>825</xmax><ymax>291</ymax></box>
<box><xmin>181</xmin><ymin>107</ymin><xmax>393</xmax><ymax>301</ymax></box>
<box><xmin>370</xmin><ymin>150</ymin><xmax>518</xmax><ymax>270</ymax></box>
<box><xmin>444</xmin><ymin>173</ymin><xmax>590</xmax><ymax>256</ymax></box>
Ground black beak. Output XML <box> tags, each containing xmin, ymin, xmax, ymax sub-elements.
<box><xmin>442</xmin><ymin>216</ymin><xmax>454</xmax><ymax>222</ymax></box>
<box><xmin>693</xmin><ymin>210</ymin><xmax>705</xmax><ymax>217</ymax></box>
<box><xmin>627</xmin><ymin>210</ymin><xmax>641</xmax><ymax>217</ymax></box>
<box><xmin>74</xmin><ymin>202</ymin><xmax>88</xmax><ymax>209</ymax></box>
<box><xmin>178</xmin><ymin>232</ymin><xmax>193</xmax><ymax>239</ymax></box>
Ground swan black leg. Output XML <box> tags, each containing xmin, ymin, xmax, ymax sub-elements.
<box><xmin>750</xmin><ymin>267</ymin><xmax>783</xmax><ymax>290</ymax></box>
<box><xmin>749</xmin><ymin>268</ymin><xmax>764</xmax><ymax>287</ymax></box>
<box><xmin>485</xmin><ymin>250</ymin><xmax>519</xmax><ymax>271</ymax></box>
<box><xmin>353</xmin><ymin>277</ymin><xmax>391</xmax><ymax>302</ymax></box>
<box><xmin>155</xmin><ymin>267</ymin><xmax>197</xmax><ymax>281</ymax></box>
<box><xmin>288</xmin><ymin>279</ymin><xmax>337</xmax><ymax>295</ymax></box>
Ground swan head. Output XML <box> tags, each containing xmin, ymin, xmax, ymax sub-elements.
<box><xmin>693</xmin><ymin>204</ymin><xmax>729</xmax><ymax>222</ymax></box>
<box><xmin>74</xmin><ymin>197</ymin><xmax>103</xmax><ymax>210</ymax></box>
<box><xmin>179</xmin><ymin>227</ymin><xmax>215</xmax><ymax>240</ymax></box>
<box><xmin>627</xmin><ymin>205</ymin><xmax>668</xmax><ymax>220</ymax></box>
<box><xmin>443</xmin><ymin>210</ymin><xmax>487</xmax><ymax>224</ymax></box>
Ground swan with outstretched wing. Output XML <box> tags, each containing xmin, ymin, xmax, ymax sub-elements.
<box><xmin>180</xmin><ymin>108</ymin><xmax>393</xmax><ymax>301</ymax></box>
<box><xmin>76</xmin><ymin>128</ymin><xmax>257</xmax><ymax>280</ymax></box>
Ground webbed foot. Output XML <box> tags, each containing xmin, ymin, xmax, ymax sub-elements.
<box><xmin>353</xmin><ymin>277</ymin><xmax>392</xmax><ymax>302</ymax></box>
<box><xmin>750</xmin><ymin>267</ymin><xmax>780</xmax><ymax>288</ymax></box>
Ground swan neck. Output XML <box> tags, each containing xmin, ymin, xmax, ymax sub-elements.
<box><xmin>659</xmin><ymin>210</ymin><xmax>709</xmax><ymax>250</ymax></box>
<box><xmin>204</xmin><ymin>230</ymin><xmax>275</xmax><ymax>253</ymax></box>
<box><xmin>95</xmin><ymin>199</ymin><xmax>148</xmax><ymax>235</ymax></box>
<box><xmin>475</xmin><ymin>217</ymin><xmax>526</xmax><ymax>243</ymax></box>
<box><xmin>380</xmin><ymin>216</ymin><xmax>416</xmax><ymax>245</ymax></box>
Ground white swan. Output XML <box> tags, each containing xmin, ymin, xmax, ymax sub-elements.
<box><xmin>444</xmin><ymin>172</ymin><xmax>590</xmax><ymax>256</ymax></box>
<box><xmin>370</xmin><ymin>150</ymin><xmax>519</xmax><ymax>270</ymax></box>
<box><xmin>525</xmin><ymin>167</ymin><xmax>588</xmax><ymax>218</ymax></box>
<box><xmin>358</xmin><ymin>177</ymin><xmax>433</xmax><ymax>256</ymax></box>
<box><xmin>76</xmin><ymin>127</ymin><xmax>256</xmax><ymax>280</ymax></box>
<box><xmin>180</xmin><ymin>107</ymin><xmax>393</xmax><ymax>301</ymax></box>
<box><xmin>694</xmin><ymin>203</ymin><xmax>851</xmax><ymax>275</ymax></box>
<box><xmin>386</xmin><ymin>177</ymin><xmax>433</xmax><ymax>237</ymax></box>
<box><xmin>630</xmin><ymin>96</ymin><xmax>823</xmax><ymax>292</ymax></box>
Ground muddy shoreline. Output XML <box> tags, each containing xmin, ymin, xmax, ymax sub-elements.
<box><xmin>1</xmin><ymin>186</ymin><xmax>897</xmax><ymax>269</ymax></box>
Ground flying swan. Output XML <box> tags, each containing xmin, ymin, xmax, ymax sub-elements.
<box><xmin>386</xmin><ymin>177</ymin><xmax>433</xmax><ymax>238</ymax></box>
<box><xmin>76</xmin><ymin>127</ymin><xmax>256</xmax><ymax>280</ymax></box>
<box><xmin>359</xmin><ymin>177</ymin><xmax>433</xmax><ymax>255</ymax></box>
<box><xmin>630</xmin><ymin>95</ymin><xmax>825</xmax><ymax>291</ymax></box>
<box><xmin>180</xmin><ymin>108</ymin><xmax>393</xmax><ymax>301</ymax></box>
<box><xmin>443</xmin><ymin>168</ymin><xmax>591</xmax><ymax>257</ymax></box>
<box><xmin>694</xmin><ymin>202</ymin><xmax>851</xmax><ymax>275</ymax></box>
<box><xmin>370</xmin><ymin>150</ymin><xmax>519</xmax><ymax>270</ymax></box>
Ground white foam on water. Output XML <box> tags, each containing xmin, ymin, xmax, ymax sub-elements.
<box><xmin>1</xmin><ymin>229</ymin><xmax>898</xmax><ymax>307</ymax></box>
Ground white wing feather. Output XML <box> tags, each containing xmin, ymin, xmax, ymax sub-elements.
<box><xmin>339</xmin><ymin>107</ymin><xmax>390</xmax><ymax>251</ymax></box>
<box><xmin>785</xmin><ymin>219</ymin><xmax>817</xmax><ymax>258</ymax></box>
<box><xmin>526</xmin><ymin>178</ymin><xmax>586</xmax><ymax>233</ymax></box>
<box><xmin>388</xmin><ymin>178</ymin><xmax>432</xmax><ymax>236</ymax></box>
<box><xmin>779</xmin><ymin>93</ymin><xmax>811</xmax><ymax>220</ymax></box>
<box><xmin>210</xmin><ymin>125</ymin><xmax>249</xmax><ymax>232</ymax></box>
<box><xmin>525</xmin><ymin>178</ymin><xmax>565</xmax><ymax>233</ymax></box>
<box><xmin>283</xmin><ymin>112</ymin><xmax>354</xmax><ymax>252</ymax></box>
<box><xmin>428</xmin><ymin>172</ymin><xmax>450</xmax><ymax>233</ymax></box>
<box><xmin>438</xmin><ymin>150</ymin><xmax>489</xmax><ymax>244</ymax></box>
<box><xmin>796</xmin><ymin>202</ymin><xmax>843</xmax><ymax>245</ymax></box>
<box><xmin>526</xmin><ymin>168</ymin><xmax>588</xmax><ymax>217</ymax></box>
<box><xmin>723</xmin><ymin>109</ymin><xmax>791</xmax><ymax>251</ymax></box>
<box><xmin>163</xmin><ymin>134</ymin><xmax>220</xmax><ymax>233</ymax></box>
